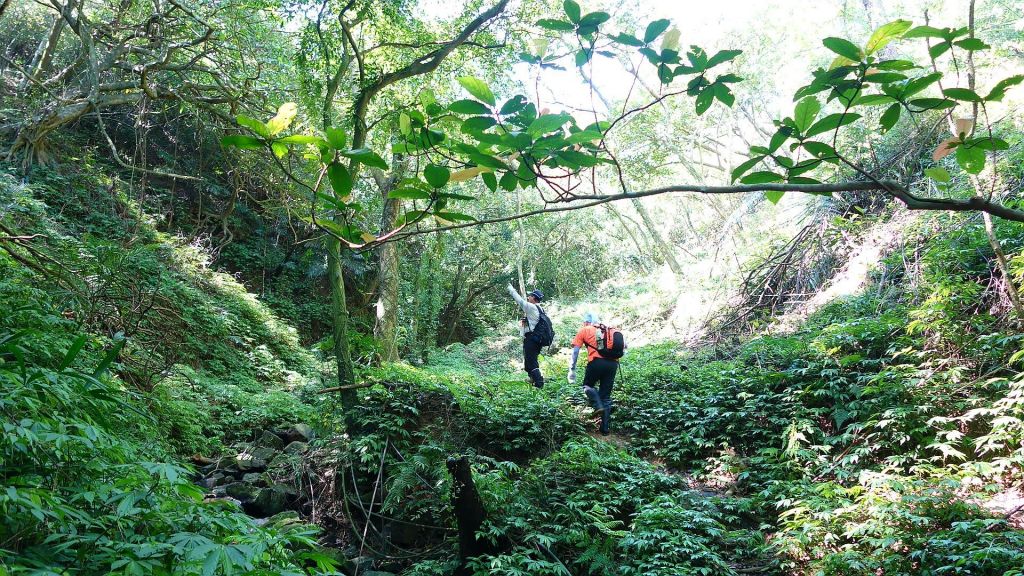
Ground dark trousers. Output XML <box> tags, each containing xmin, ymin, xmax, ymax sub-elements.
<box><xmin>523</xmin><ymin>336</ymin><xmax>544</xmax><ymax>387</ymax></box>
<box><xmin>583</xmin><ymin>358</ymin><xmax>617</xmax><ymax>433</ymax></box>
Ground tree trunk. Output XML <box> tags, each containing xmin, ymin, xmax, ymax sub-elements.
<box><xmin>327</xmin><ymin>237</ymin><xmax>358</xmax><ymax>416</ymax></box>
<box><xmin>20</xmin><ymin>16</ymin><xmax>66</xmax><ymax>90</ymax></box>
<box><xmin>631</xmin><ymin>197</ymin><xmax>684</xmax><ymax>275</ymax></box>
<box><xmin>447</xmin><ymin>456</ymin><xmax>506</xmax><ymax>575</ymax></box>
<box><xmin>373</xmin><ymin>163</ymin><xmax>406</xmax><ymax>362</ymax></box>
<box><xmin>375</xmin><ymin>197</ymin><xmax>402</xmax><ymax>362</ymax></box>
<box><xmin>963</xmin><ymin>0</ymin><xmax>1022</xmax><ymax>318</ymax></box>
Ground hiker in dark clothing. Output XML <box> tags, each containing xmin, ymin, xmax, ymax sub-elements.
<box><xmin>507</xmin><ymin>284</ymin><xmax>545</xmax><ymax>388</ymax></box>
<box><xmin>568</xmin><ymin>312</ymin><xmax>618</xmax><ymax>435</ymax></box>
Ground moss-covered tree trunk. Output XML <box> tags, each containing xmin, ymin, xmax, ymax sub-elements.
<box><xmin>327</xmin><ymin>237</ymin><xmax>358</xmax><ymax>412</ymax></box>
<box><xmin>375</xmin><ymin>197</ymin><xmax>402</xmax><ymax>362</ymax></box>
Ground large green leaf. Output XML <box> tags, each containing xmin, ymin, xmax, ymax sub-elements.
<box><xmin>903</xmin><ymin>25</ymin><xmax>947</xmax><ymax>39</ymax></box>
<box><xmin>731</xmin><ymin>155</ymin><xmax>764</xmax><ymax>183</ymax></box>
<box><xmin>879</xmin><ymin>103</ymin><xmax>901</xmax><ymax>132</ymax></box>
<box><xmin>221</xmin><ymin>135</ymin><xmax>263</xmax><ymax>149</ymax></box>
<box><xmin>565</xmin><ymin>130</ymin><xmax>604</xmax><ymax>145</ymax></box>
<box><xmin>802</xmin><ymin>141</ymin><xmax>836</xmax><ymax>158</ymax></box>
<box><xmin>537</xmin><ymin>19</ymin><xmax>574</xmax><ymax>31</ymax></box>
<box><xmin>986</xmin><ymin>75</ymin><xmax>1024</xmax><ymax>102</ymax></box>
<box><xmin>424</xmin><ymin>164</ymin><xmax>450</xmax><ymax>188</ymax></box>
<box><xmin>481</xmin><ymin>171</ymin><xmax>498</xmax><ymax>192</ymax></box>
<box><xmin>955</xmin><ymin>145</ymin><xmax>985</xmax><ymax>175</ymax></box>
<box><xmin>694</xmin><ymin>88</ymin><xmax>715</xmax><ymax>115</ymax></box>
<box><xmin>942</xmin><ymin>87</ymin><xmax>982</xmax><ymax>102</ymax></box>
<box><xmin>853</xmin><ymin>94</ymin><xmax>896</xmax><ymax>106</ymax></box>
<box><xmin>578</xmin><ymin>11</ymin><xmax>610</xmax><ymax>30</ymax></box>
<box><xmin>449</xmin><ymin>99</ymin><xmax>491</xmax><ymax>115</ymax></box>
<box><xmin>500</xmin><ymin>96</ymin><xmax>528</xmax><ymax>115</ymax></box>
<box><xmin>610</xmin><ymin>33</ymin><xmax>644</xmax><ymax>47</ymax></box>
<box><xmin>276</xmin><ymin>134</ymin><xmax>325</xmax><ymax>146</ymax></box>
<box><xmin>563</xmin><ymin>0</ymin><xmax>581</xmax><ymax>23</ymax></box>
<box><xmin>325</xmin><ymin>127</ymin><xmax>347</xmax><ymax>150</ymax></box>
<box><xmin>457</xmin><ymin>76</ymin><xmax>496</xmax><ymax>106</ymax></box>
<box><xmin>527</xmin><ymin>113</ymin><xmax>570</xmax><ymax>136</ymax></box>
<box><xmin>60</xmin><ymin>335</ymin><xmax>87</xmax><ymax>371</ymax></box>
<box><xmin>705</xmin><ymin>49</ymin><xmax>742</xmax><ymax>69</ymax></box>
<box><xmin>924</xmin><ymin>167</ymin><xmax>951</xmax><ymax>183</ymax></box>
<box><xmin>954</xmin><ymin>38</ymin><xmax>989</xmax><ymax>51</ymax></box>
<box><xmin>764</xmin><ymin>190</ymin><xmax>785</xmax><ymax>204</ymax></box>
<box><xmin>434</xmin><ymin>211</ymin><xmax>476</xmax><ymax>222</ymax></box>
<box><xmin>499</xmin><ymin>170</ymin><xmax>518</xmax><ymax>191</ymax></box>
<box><xmin>644</xmin><ymin>19</ymin><xmax>671</xmax><ymax>44</ymax></box>
<box><xmin>864</xmin><ymin>20</ymin><xmax>912</xmax><ymax>55</ymax></box>
<box><xmin>461</xmin><ymin>116</ymin><xmax>497</xmax><ymax>134</ymax></box>
<box><xmin>557</xmin><ymin>149</ymin><xmax>601</xmax><ymax>167</ymax></box>
<box><xmin>804</xmin><ymin>113</ymin><xmax>862</xmax><ymax>138</ymax></box>
<box><xmin>822</xmin><ymin>37</ymin><xmax>863</xmax><ymax>61</ymax></box>
<box><xmin>467</xmin><ymin>151</ymin><xmax>508</xmax><ymax>170</ymax></box>
<box><xmin>903</xmin><ymin>73</ymin><xmax>942</xmax><ymax>98</ymax></box>
<box><xmin>388</xmin><ymin>188</ymin><xmax>431</xmax><ymax>200</ymax></box>
<box><xmin>236</xmin><ymin>114</ymin><xmax>270</xmax><ymax>138</ymax></box>
<box><xmin>741</xmin><ymin>171</ymin><xmax>784</xmax><ymax>184</ymax></box>
<box><xmin>340</xmin><ymin>148</ymin><xmax>388</xmax><ymax>169</ymax></box>
<box><xmin>327</xmin><ymin>163</ymin><xmax>352</xmax><ymax>199</ymax></box>
<box><xmin>793</xmin><ymin>97</ymin><xmax>821</xmax><ymax>133</ymax></box>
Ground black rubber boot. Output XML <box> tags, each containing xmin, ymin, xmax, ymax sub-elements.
<box><xmin>529</xmin><ymin>368</ymin><xmax>544</xmax><ymax>389</ymax></box>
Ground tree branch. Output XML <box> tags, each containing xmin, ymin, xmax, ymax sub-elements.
<box><xmin>366</xmin><ymin>179</ymin><xmax>1024</xmax><ymax>247</ymax></box>
<box><xmin>349</xmin><ymin>0</ymin><xmax>510</xmax><ymax>148</ymax></box>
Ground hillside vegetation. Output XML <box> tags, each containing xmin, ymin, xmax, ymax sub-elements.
<box><xmin>3</xmin><ymin>0</ymin><xmax>1024</xmax><ymax>575</ymax></box>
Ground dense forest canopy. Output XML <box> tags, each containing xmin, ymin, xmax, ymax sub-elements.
<box><xmin>2</xmin><ymin>0</ymin><xmax>1024</xmax><ymax>575</ymax></box>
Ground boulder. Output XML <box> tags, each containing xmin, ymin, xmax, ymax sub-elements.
<box><xmin>200</xmin><ymin>472</ymin><xmax>226</xmax><ymax>489</ymax></box>
<box><xmin>245</xmin><ymin>484</ymin><xmax>298</xmax><ymax>517</ymax></box>
<box><xmin>278</xmin><ymin>423</ymin><xmax>313</xmax><ymax>443</ymax></box>
<box><xmin>224</xmin><ymin>482</ymin><xmax>258</xmax><ymax>503</ymax></box>
<box><xmin>256</xmin><ymin>429</ymin><xmax>285</xmax><ymax>450</ymax></box>
<box><xmin>235</xmin><ymin>446</ymin><xmax>278</xmax><ymax>471</ymax></box>
<box><xmin>283</xmin><ymin>441</ymin><xmax>308</xmax><ymax>455</ymax></box>
<box><xmin>242</xmin><ymin>472</ymin><xmax>265</xmax><ymax>486</ymax></box>
<box><xmin>348</xmin><ymin>557</ymin><xmax>374</xmax><ymax>575</ymax></box>
<box><xmin>267</xmin><ymin>510</ymin><xmax>301</xmax><ymax>525</ymax></box>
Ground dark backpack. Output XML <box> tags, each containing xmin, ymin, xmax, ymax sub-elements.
<box><xmin>594</xmin><ymin>324</ymin><xmax>625</xmax><ymax>360</ymax></box>
<box><xmin>532</xmin><ymin>306</ymin><xmax>555</xmax><ymax>347</ymax></box>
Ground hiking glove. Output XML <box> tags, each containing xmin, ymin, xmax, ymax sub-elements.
<box><xmin>567</xmin><ymin>369</ymin><xmax>576</xmax><ymax>384</ymax></box>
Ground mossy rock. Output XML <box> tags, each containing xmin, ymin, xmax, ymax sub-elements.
<box><xmin>224</xmin><ymin>482</ymin><xmax>258</xmax><ymax>503</ymax></box>
<box><xmin>245</xmin><ymin>484</ymin><xmax>298</xmax><ymax>517</ymax></box>
<box><xmin>257</xmin><ymin>429</ymin><xmax>285</xmax><ymax>450</ymax></box>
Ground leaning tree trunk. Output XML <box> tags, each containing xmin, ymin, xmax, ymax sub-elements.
<box><xmin>631</xmin><ymin>197</ymin><xmax>684</xmax><ymax>276</ymax></box>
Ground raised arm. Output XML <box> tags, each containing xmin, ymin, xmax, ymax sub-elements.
<box><xmin>506</xmin><ymin>283</ymin><xmax>526</xmax><ymax>309</ymax></box>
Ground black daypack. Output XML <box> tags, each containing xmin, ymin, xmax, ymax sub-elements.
<box><xmin>594</xmin><ymin>324</ymin><xmax>625</xmax><ymax>360</ymax></box>
<box><xmin>532</xmin><ymin>306</ymin><xmax>555</xmax><ymax>347</ymax></box>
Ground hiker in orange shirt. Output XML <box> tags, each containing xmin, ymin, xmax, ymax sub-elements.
<box><xmin>568</xmin><ymin>312</ymin><xmax>620</xmax><ymax>435</ymax></box>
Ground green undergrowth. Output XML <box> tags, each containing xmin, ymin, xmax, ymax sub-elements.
<box><xmin>312</xmin><ymin>332</ymin><xmax>773</xmax><ymax>574</ymax></box>
<box><xmin>607</xmin><ymin>212</ymin><xmax>1024</xmax><ymax>575</ymax></box>
<box><xmin>1</xmin><ymin>166</ymin><xmax>320</xmax><ymax>456</ymax></box>
<box><xmin>0</xmin><ymin>296</ymin><xmax>336</xmax><ymax>575</ymax></box>
<box><xmin>312</xmin><ymin>210</ymin><xmax>1024</xmax><ymax>575</ymax></box>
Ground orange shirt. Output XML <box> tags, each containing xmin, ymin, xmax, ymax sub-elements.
<box><xmin>572</xmin><ymin>325</ymin><xmax>617</xmax><ymax>362</ymax></box>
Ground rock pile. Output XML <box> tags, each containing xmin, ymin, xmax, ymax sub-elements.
<box><xmin>197</xmin><ymin>423</ymin><xmax>312</xmax><ymax>518</ymax></box>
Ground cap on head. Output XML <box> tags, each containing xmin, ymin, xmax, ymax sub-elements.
<box><xmin>582</xmin><ymin>312</ymin><xmax>599</xmax><ymax>324</ymax></box>
<box><xmin>528</xmin><ymin>289</ymin><xmax>544</xmax><ymax>301</ymax></box>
